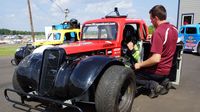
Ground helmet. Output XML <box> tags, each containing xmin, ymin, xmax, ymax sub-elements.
<box><xmin>123</xmin><ymin>25</ymin><xmax>138</xmax><ymax>44</ymax></box>
<box><xmin>70</xmin><ymin>18</ymin><xmax>79</xmax><ymax>28</ymax></box>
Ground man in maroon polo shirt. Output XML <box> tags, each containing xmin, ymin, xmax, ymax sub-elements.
<box><xmin>133</xmin><ymin>5</ymin><xmax>178</xmax><ymax>98</ymax></box>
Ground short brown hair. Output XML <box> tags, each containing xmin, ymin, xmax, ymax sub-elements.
<box><xmin>149</xmin><ymin>5</ymin><xmax>167</xmax><ymax>20</ymax></box>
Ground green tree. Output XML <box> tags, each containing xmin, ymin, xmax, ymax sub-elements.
<box><xmin>0</xmin><ymin>28</ymin><xmax>44</xmax><ymax>35</ymax></box>
<box><xmin>148</xmin><ymin>25</ymin><xmax>155</xmax><ymax>34</ymax></box>
<box><xmin>0</xmin><ymin>29</ymin><xmax>11</xmax><ymax>35</ymax></box>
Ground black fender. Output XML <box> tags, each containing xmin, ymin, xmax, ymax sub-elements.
<box><xmin>66</xmin><ymin>56</ymin><xmax>124</xmax><ymax>98</ymax></box>
<box><xmin>14</xmin><ymin>45</ymin><xmax>33</xmax><ymax>65</ymax></box>
<box><xmin>13</xmin><ymin>53</ymin><xmax>43</xmax><ymax>92</ymax></box>
<box><xmin>14</xmin><ymin>46</ymin><xmax>27</xmax><ymax>64</ymax></box>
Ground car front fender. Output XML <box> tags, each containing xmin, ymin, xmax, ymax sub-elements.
<box><xmin>67</xmin><ymin>56</ymin><xmax>124</xmax><ymax>98</ymax></box>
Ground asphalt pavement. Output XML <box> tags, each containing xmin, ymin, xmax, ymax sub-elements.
<box><xmin>0</xmin><ymin>53</ymin><xmax>200</xmax><ymax>112</ymax></box>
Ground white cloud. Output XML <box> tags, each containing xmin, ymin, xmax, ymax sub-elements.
<box><xmin>50</xmin><ymin>0</ymin><xmax>71</xmax><ymax>14</ymax></box>
<box><xmin>47</xmin><ymin>0</ymin><xmax>136</xmax><ymax>20</ymax></box>
<box><xmin>84</xmin><ymin>0</ymin><xmax>135</xmax><ymax>15</ymax></box>
<box><xmin>39</xmin><ymin>0</ymin><xmax>50</xmax><ymax>4</ymax></box>
<box><xmin>84</xmin><ymin>1</ymin><xmax>115</xmax><ymax>15</ymax></box>
<box><xmin>1</xmin><ymin>0</ymin><xmax>178</xmax><ymax>31</ymax></box>
<box><xmin>27</xmin><ymin>0</ymin><xmax>136</xmax><ymax>28</ymax></box>
<box><xmin>115</xmin><ymin>1</ymin><xmax>136</xmax><ymax>18</ymax></box>
<box><xmin>7</xmin><ymin>14</ymin><xmax>15</xmax><ymax>18</ymax></box>
<box><xmin>74</xmin><ymin>0</ymin><xmax>136</xmax><ymax>23</ymax></box>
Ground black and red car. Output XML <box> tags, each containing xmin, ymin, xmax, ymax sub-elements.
<box><xmin>4</xmin><ymin>8</ymin><xmax>183</xmax><ymax>112</ymax></box>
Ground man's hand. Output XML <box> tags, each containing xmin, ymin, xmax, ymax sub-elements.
<box><xmin>134</xmin><ymin>63</ymin><xmax>141</xmax><ymax>70</ymax></box>
<box><xmin>127</xmin><ymin>42</ymin><xmax>134</xmax><ymax>50</ymax></box>
<box><xmin>134</xmin><ymin>53</ymin><xmax>161</xmax><ymax>70</ymax></box>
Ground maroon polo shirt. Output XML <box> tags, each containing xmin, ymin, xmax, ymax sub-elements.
<box><xmin>145</xmin><ymin>22</ymin><xmax>178</xmax><ymax>75</ymax></box>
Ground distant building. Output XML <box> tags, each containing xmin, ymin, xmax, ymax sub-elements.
<box><xmin>177</xmin><ymin>0</ymin><xmax>200</xmax><ymax>28</ymax></box>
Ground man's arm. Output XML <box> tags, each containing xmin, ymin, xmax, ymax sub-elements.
<box><xmin>134</xmin><ymin>53</ymin><xmax>161</xmax><ymax>69</ymax></box>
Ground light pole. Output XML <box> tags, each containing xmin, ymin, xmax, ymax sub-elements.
<box><xmin>64</xmin><ymin>9</ymin><xmax>70</xmax><ymax>21</ymax></box>
<box><xmin>177</xmin><ymin>0</ymin><xmax>180</xmax><ymax>28</ymax></box>
<box><xmin>27</xmin><ymin>0</ymin><xmax>35</xmax><ymax>42</ymax></box>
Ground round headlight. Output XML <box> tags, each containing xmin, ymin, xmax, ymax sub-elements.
<box><xmin>16</xmin><ymin>48</ymin><xmax>21</xmax><ymax>52</ymax></box>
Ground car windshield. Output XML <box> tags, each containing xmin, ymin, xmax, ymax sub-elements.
<box><xmin>82</xmin><ymin>22</ymin><xmax>117</xmax><ymax>40</ymax></box>
<box><xmin>47</xmin><ymin>32</ymin><xmax>61</xmax><ymax>40</ymax></box>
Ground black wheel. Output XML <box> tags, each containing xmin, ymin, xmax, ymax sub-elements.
<box><xmin>15</xmin><ymin>59</ymin><xmax>20</xmax><ymax>65</ymax></box>
<box><xmin>197</xmin><ymin>44</ymin><xmax>200</xmax><ymax>56</ymax></box>
<box><xmin>11</xmin><ymin>59</ymin><xmax>17</xmax><ymax>66</ymax></box>
<box><xmin>95</xmin><ymin>65</ymin><xmax>136</xmax><ymax>112</ymax></box>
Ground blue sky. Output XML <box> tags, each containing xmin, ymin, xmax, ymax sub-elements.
<box><xmin>0</xmin><ymin>0</ymin><xmax>178</xmax><ymax>32</ymax></box>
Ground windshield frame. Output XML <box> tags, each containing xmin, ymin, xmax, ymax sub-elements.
<box><xmin>47</xmin><ymin>32</ymin><xmax>61</xmax><ymax>41</ymax></box>
<box><xmin>82</xmin><ymin>22</ymin><xmax>118</xmax><ymax>40</ymax></box>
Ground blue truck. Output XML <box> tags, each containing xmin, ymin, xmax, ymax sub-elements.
<box><xmin>179</xmin><ymin>24</ymin><xmax>200</xmax><ymax>55</ymax></box>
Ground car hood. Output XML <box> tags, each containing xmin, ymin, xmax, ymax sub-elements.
<box><xmin>59</xmin><ymin>40</ymin><xmax>116</xmax><ymax>54</ymax></box>
<box><xmin>33</xmin><ymin>40</ymin><xmax>63</xmax><ymax>46</ymax></box>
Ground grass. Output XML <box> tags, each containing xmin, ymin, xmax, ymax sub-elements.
<box><xmin>0</xmin><ymin>35</ymin><xmax>45</xmax><ymax>57</ymax></box>
<box><xmin>0</xmin><ymin>44</ymin><xmax>25</xmax><ymax>57</ymax></box>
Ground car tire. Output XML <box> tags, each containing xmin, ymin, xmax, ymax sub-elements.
<box><xmin>11</xmin><ymin>59</ymin><xmax>17</xmax><ymax>66</ymax></box>
<box><xmin>15</xmin><ymin>59</ymin><xmax>21</xmax><ymax>65</ymax></box>
<box><xmin>197</xmin><ymin>44</ymin><xmax>200</xmax><ymax>56</ymax></box>
<box><xmin>95</xmin><ymin>65</ymin><xmax>136</xmax><ymax>112</ymax></box>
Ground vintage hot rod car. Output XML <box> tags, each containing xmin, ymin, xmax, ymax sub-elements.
<box><xmin>11</xmin><ymin>19</ymin><xmax>80</xmax><ymax>65</ymax></box>
<box><xmin>5</xmin><ymin>8</ymin><xmax>183</xmax><ymax>112</ymax></box>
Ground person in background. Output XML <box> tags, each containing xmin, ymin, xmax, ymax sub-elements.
<box><xmin>127</xmin><ymin>41</ymin><xmax>140</xmax><ymax>63</ymax></box>
<box><xmin>133</xmin><ymin>5</ymin><xmax>178</xmax><ymax>98</ymax></box>
<box><xmin>183</xmin><ymin>18</ymin><xmax>189</xmax><ymax>25</ymax></box>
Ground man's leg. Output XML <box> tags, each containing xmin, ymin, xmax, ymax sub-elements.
<box><xmin>136</xmin><ymin>71</ymin><xmax>166</xmax><ymax>87</ymax></box>
<box><xmin>135</xmin><ymin>71</ymin><xmax>166</xmax><ymax>98</ymax></box>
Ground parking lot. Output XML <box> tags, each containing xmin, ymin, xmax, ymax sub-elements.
<box><xmin>0</xmin><ymin>53</ymin><xmax>200</xmax><ymax>112</ymax></box>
